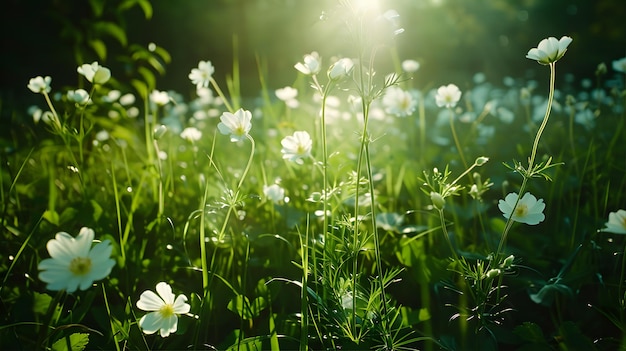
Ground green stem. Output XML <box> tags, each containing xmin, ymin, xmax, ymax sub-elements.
<box><xmin>496</xmin><ymin>62</ymin><xmax>556</xmax><ymax>258</ymax></box>
<box><xmin>210</xmin><ymin>77</ymin><xmax>234</xmax><ymax>114</ymax></box>
<box><xmin>216</xmin><ymin>135</ymin><xmax>255</xmax><ymax>242</ymax></box>
<box><xmin>449</xmin><ymin>108</ymin><xmax>468</xmax><ymax>169</ymax></box>
<box><xmin>437</xmin><ymin>209</ymin><xmax>459</xmax><ymax>261</ymax></box>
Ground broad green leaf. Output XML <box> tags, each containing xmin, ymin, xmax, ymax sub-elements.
<box><xmin>513</xmin><ymin>322</ymin><xmax>545</xmax><ymax>344</ymax></box>
<box><xmin>43</xmin><ymin>210</ymin><xmax>59</xmax><ymax>226</ymax></box>
<box><xmin>88</xmin><ymin>0</ymin><xmax>105</xmax><ymax>17</ymax></box>
<box><xmin>59</xmin><ymin>207</ymin><xmax>78</xmax><ymax>226</ymax></box>
<box><xmin>118</xmin><ymin>0</ymin><xmax>153</xmax><ymax>19</ymax></box>
<box><xmin>137</xmin><ymin>66</ymin><xmax>156</xmax><ymax>91</ymax></box>
<box><xmin>51</xmin><ymin>333</ymin><xmax>89</xmax><ymax>351</ymax></box>
<box><xmin>90</xmin><ymin>200</ymin><xmax>103</xmax><ymax>222</ymax></box>
<box><xmin>88</xmin><ymin>39</ymin><xmax>107</xmax><ymax>60</ymax></box>
<box><xmin>130</xmin><ymin>79</ymin><xmax>148</xmax><ymax>99</ymax></box>
<box><xmin>557</xmin><ymin>321</ymin><xmax>597</xmax><ymax>350</ymax></box>
<box><xmin>33</xmin><ymin>292</ymin><xmax>53</xmax><ymax>315</ymax></box>
<box><xmin>227</xmin><ymin>295</ymin><xmax>267</xmax><ymax>320</ymax></box>
<box><xmin>92</xmin><ymin>21</ymin><xmax>127</xmax><ymax>47</ymax></box>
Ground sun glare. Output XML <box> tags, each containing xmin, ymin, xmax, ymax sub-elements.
<box><xmin>353</xmin><ymin>0</ymin><xmax>380</xmax><ymax>12</ymax></box>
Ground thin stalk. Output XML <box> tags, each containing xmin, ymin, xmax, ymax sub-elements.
<box><xmin>316</xmin><ymin>75</ymin><xmax>334</xmax><ymax>304</ymax></box>
<box><xmin>216</xmin><ymin>135</ymin><xmax>255</xmax><ymax>242</ymax></box>
<box><xmin>437</xmin><ymin>209</ymin><xmax>459</xmax><ymax>261</ymax></box>
<box><xmin>496</xmin><ymin>62</ymin><xmax>556</xmax><ymax>258</ymax></box>
<box><xmin>101</xmin><ymin>285</ymin><xmax>122</xmax><ymax>351</ymax></box>
<box><xmin>199</xmin><ymin>175</ymin><xmax>211</xmax><ymax>290</ymax></box>
<box><xmin>210</xmin><ymin>77</ymin><xmax>234</xmax><ymax>114</ymax></box>
<box><xmin>449</xmin><ymin>108</ymin><xmax>468</xmax><ymax>169</ymax></box>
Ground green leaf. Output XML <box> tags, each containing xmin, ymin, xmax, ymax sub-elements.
<box><xmin>513</xmin><ymin>322</ymin><xmax>545</xmax><ymax>344</ymax></box>
<box><xmin>227</xmin><ymin>295</ymin><xmax>267</xmax><ymax>320</ymax></box>
<box><xmin>59</xmin><ymin>207</ymin><xmax>78</xmax><ymax>226</ymax></box>
<box><xmin>558</xmin><ymin>321</ymin><xmax>597</xmax><ymax>350</ymax></box>
<box><xmin>90</xmin><ymin>200</ymin><xmax>103</xmax><ymax>222</ymax></box>
<box><xmin>118</xmin><ymin>0</ymin><xmax>153</xmax><ymax>19</ymax></box>
<box><xmin>33</xmin><ymin>292</ymin><xmax>53</xmax><ymax>315</ymax></box>
<box><xmin>152</xmin><ymin>45</ymin><xmax>171</xmax><ymax>63</ymax></box>
<box><xmin>137</xmin><ymin>66</ymin><xmax>156</xmax><ymax>91</ymax></box>
<box><xmin>88</xmin><ymin>39</ymin><xmax>107</xmax><ymax>60</ymax></box>
<box><xmin>51</xmin><ymin>333</ymin><xmax>90</xmax><ymax>351</ymax></box>
<box><xmin>88</xmin><ymin>0</ymin><xmax>105</xmax><ymax>17</ymax></box>
<box><xmin>92</xmin><ymin>21</ymin><xmax>127</xmax><ymax>47</ymax></box>
<box><xmin>130</xmin><ymin>79</ymin><xmax>148</xmax><ymax>99</ymax></box>
<box><xmin>43</xmin><ymin>210</ymin><xmax>60</xmax><ymax>226</ymax></box>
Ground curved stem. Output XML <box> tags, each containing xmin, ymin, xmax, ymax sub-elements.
<box><xmin>449</xmin><ymin>108</ymin><xmax>468</xmax><ymax>169</ymax></box>
<box><xmin>496</xmin><ymin>62</ymin><xmax>556</xmax><ymax>258</ymax></box>
<box><xmin>217</xmin><ymin>135</ymin><xmax>255</xmax><ymax>242</ymax></box>
<box><xmin>210</xmin><ymin>77</ymin><xmax>234</xmax><ymax>114</ymax></box>
<box><xmin>438</xmin><ymin>209</ymin><xmax>459</xmax><ymax>261</ymax></box>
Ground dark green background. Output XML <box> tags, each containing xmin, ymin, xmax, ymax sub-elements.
<box><xmin>2</xmin><ymin>0</ymin><xmax>625</xmax><ymax>106</ymax></box>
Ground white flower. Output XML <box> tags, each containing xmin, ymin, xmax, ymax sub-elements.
<box><xmin>77</xmin><ymin>61</ymin><xmax>111</xmax><ymax>84</ymax></box>
<box><xmin>435</xmin><ymin>84</ymin><xmax>462</xmax><ymax>108</ymax></box>
<box><xmin>382</xmin><ymin>86</ymin><xmax>416</xmax><ymax>117</ymax></box>
<box><xmin>498</xmin><ymin>192</ymin><xmax>546</xmax><ymax>225</ymax></box>
<box><xmin>180</xmin><ymin>127</ymin><xmax>202</xmax><ymax>142</ymax></box>
<box><xmin>27</xmin><ymin>76</ymin><xmax>52</xmax><ymax>94</ymax></box>
<box><xmin>401</xmin><ymin>59</ymin><xmax>420</xmax><ymax>73</ymax></box>
<box><xmin>281</xmin><ymin>131</ymin><xmax>312</xmax><ymax>164</ymax></box>
<box><xmin>189</xmin><ymin>60</ymin><xmax>215</xmax><ymax>89</ymax></box>
<box><xmin>612</xmin><ymin>57</ymin><xmax>626</xmax><ymax>73</ymax></box>
<box><xmin>136</xmin><ymin>282</ymin><xmax>190</xmax><ymax>337</ymax></box>
<box><xmin>67</xmin><ymin>89</ymin><xmax>91</xmax><ymax>105</ymax></box>
<box><xmin>37</xmin><ymin>227</ymin><xmax>115</xmax><ymax>293</ymax></box>
<box><xmin>601</xmin><ymin>209</ymin><xmax>626</xmax><ymax>234</ymax></box>
<box><xmin>526</xmin><ymin>36</ymin><xmax>573</xmax><ymax>65</ymax></box>
<box><xmin>103</xmin><ymin>90</ymin><xmax>121</xmax><ymax>103</ymax></box>
<box><xmin>275</xmin><ymin>86</ymin><xmax>299</xmax><ymax>108</ymax></box>
<box><xmin>263</xmin><ymin>184</ymin><xmax>285</xmax><ymax>204</ymax></box>
<box><xmin>119</xmin><ymin>93</ymin><xmax>136</xmax><ymax>106</ymax></box>
<box><xmin>294</xmin><ymin>52</ymin><xmax>321</xmax><ymax>75</ymax></box>
<box><xmin>150</xmin><ymin>90</ymin><xmax>170</xmax><ymax>106</ymax></box>
<box><xmin>275</xmin><ymin>86</ymin><xmax>298</xmax><ymax>101</ymax></box>
<box><xmin>328</xmin><ymin>58</ymin><xmax>354</xmax><ymax>80</ymax></box>
<box><xmin>217</xmin><ymin>108</ymin><xmax>252</xmax><ymax>142</ymax></box>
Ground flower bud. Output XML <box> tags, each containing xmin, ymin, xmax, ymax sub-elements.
<box><xmin>153</xmin><ymin>125</ymin><xmax>168</xmax><ymax>140</ymax></box>
<box><xmin>328</xmin><ymin>58</ymin><xmax>354</xmax><ymax>81</ymax></box>
<box><xmin>595</xmin><ymin>62</ymin><xmax>607</xmax><ymax>76</ymax></box>
<box><xmin>430</xmin><ymin>192</ymin><xmax>446</xmax><ymax>210</ymax></box>
<box><xmin>485</xmin><ymin>268</ymin><xmax>501</xmax><ymax>279</ymax></box>
<box><xmin>474</xmin><ymin>156</ymin><xmax>489</xmax><ymax>166</ymax></box>
<box><xmin>501</xmin><ymin>254</ymin><xmax>515</xmax><ymax>269</ymax></box>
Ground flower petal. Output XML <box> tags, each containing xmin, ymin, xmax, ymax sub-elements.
<box><xmin>156</xmin><ymin>282</ymin><xmax>175</xmax><ymax>305</ymax></box>
<box><xmin>137</xmin><ymin>290</ymin><xmax>165</xmax><ymax>312</ymax></box>
<box><xmin>173</xmin><ymin>294</ymin><xmax>191</xmax><ymax>314</ymax></box>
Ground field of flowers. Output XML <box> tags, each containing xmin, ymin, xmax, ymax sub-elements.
<box><xmin>2</xmin><ymin>1</ymin><xmax>626</xmax><ymax>350</ymax></box>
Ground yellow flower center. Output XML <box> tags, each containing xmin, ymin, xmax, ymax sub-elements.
<box><xmin>159</xmin><ymin>303</ymin><xmax>175</xmax><ymax>318</ymax></box>
<box><xmin>69</xmin><ymin>257</ymin><xmax>92</xmax><ymax>276</ymax></box>
<box><xmin>514</xmin><ymin>204</ymin><xmax>529</xmax><ymax>217</ymax></box>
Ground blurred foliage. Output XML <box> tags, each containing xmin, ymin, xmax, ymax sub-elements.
<box><xmin>2</xmin><ymin>0</ymin><xmax>625</xmax><ymax>100</ymax></box>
